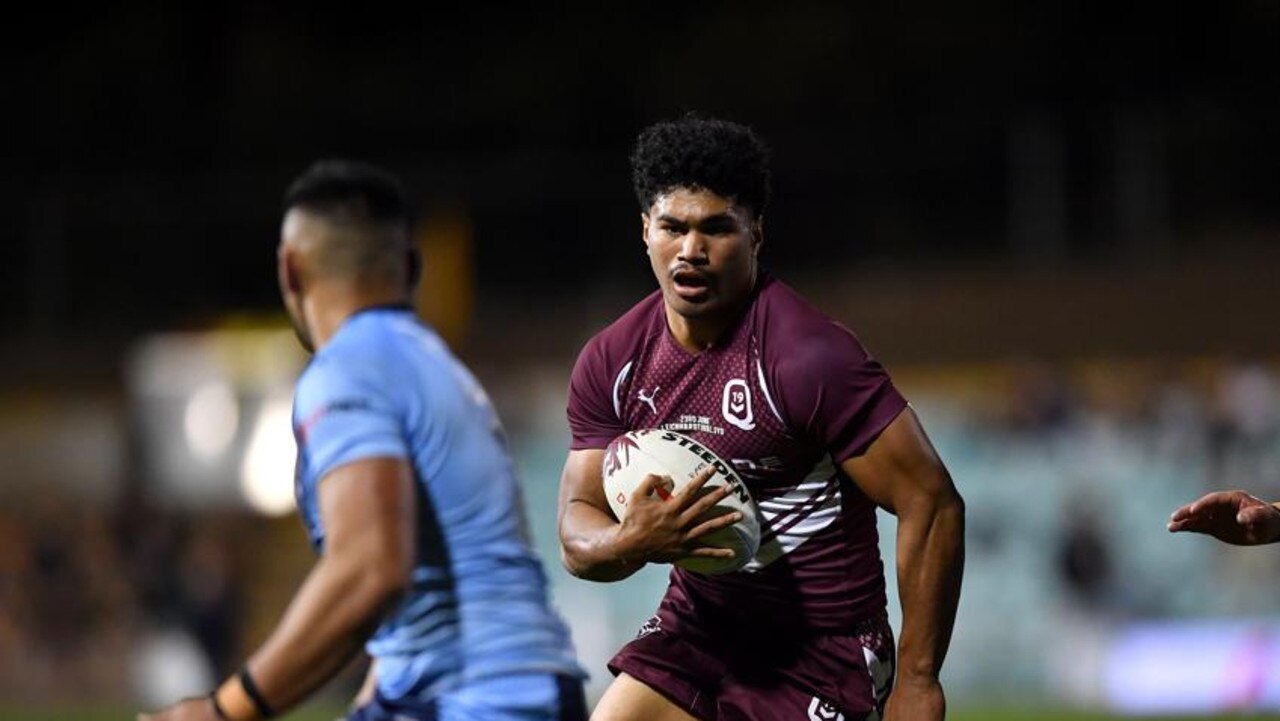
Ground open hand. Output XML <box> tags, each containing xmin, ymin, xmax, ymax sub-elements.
<box><xmin>1169</xmin><ymin>490</ymin><xmax>1280</xmax><ymax>545</ymax></box>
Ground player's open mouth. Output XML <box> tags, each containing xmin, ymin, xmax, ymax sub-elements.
<box><xmin>671</xmin><ymin>269</ymin><xmax>711</xmax><ymax>301</ymax></box>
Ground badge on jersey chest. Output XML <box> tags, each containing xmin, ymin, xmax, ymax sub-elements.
<box><xmin>722</xmin><ymin>378</ymin><xmax>756</xmax><ymax>431</ymax></box>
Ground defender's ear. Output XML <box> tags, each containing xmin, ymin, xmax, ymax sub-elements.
<box><xmin>406</xmin><ymin>247</ymin><xmax>422</xmax><ymax>290</ymax></box>
<box><xmin>279</xmin><ymin>245</ymin><xmax>303</xmax><ymax>293</ymax></box>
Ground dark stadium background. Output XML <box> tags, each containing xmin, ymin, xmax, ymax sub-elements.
<box><xmin>3</xmin><ymin>4</ymin><xmax>1279</xmax><ymax>719</ymax></box>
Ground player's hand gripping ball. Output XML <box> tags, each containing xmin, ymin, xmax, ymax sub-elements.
<box><xmin>602</xmin><ymin>429</ymin><xmax>761</xmax><ymax>574</ymax></box>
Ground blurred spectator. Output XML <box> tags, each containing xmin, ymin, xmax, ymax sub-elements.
<box><xmin>1002</xmin><ymin>360</ymin><xmax>1078</xmax><ymax>435</ymax></box>
<box><xmin>178</xmin><ymin>521</ymin><xmax>241</xmax><ymax>676</ymax></box>
<box><xmin>1055</xmin><ymin>496</ymin><xmax>1115</xmax><ymax>612</ymax></box>
<box><xmin>1209</xmin><ymin>361</ymin><xmax>1280</xmax><ymax>496</ymax></box>
<box><xmin>1216</xmin><ymin>360</ymin><xmax>1280</xmax><ymax>443</ymax></box>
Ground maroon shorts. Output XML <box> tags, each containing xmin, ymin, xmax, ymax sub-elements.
<box><xmin>607</xmin><ymin>596</ymin><xmax>895</xmax><ymax>721</ymax></box>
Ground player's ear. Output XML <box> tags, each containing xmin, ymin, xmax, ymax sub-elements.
<box><xmin>279</xmin><ymin>245</ymin><xmax>304</xmax><ymax>294</ymax></box>
<box><xmin>405</xmin><ymin>247</ymin><xmax>422</xmax><ymax>291</ymax></box>
<box><xmin>641</xmin><ymin>213</ymin><xmax>651</xmax><ymax>252</ymax></box>
<box><xmin>751</xmin><ymin>215</ymin><xmax>765</xmax><ymax>255</ymax></box>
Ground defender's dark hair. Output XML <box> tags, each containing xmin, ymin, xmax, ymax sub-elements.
<box><xmin>284</xmin><ymin>160</ymin><xmax>410</xmax><ymax>229</ymax></box>
<box><xmin>630</xmin><ymin>115</ymin><xmax>771</xmax><ymax>217</ymax></box>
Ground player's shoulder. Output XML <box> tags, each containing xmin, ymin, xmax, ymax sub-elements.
<box><xmin>296</xmin><ymin>349</ymin><xmax>374</xmax><ymax>407</ymax></box>
<box><xmin>299</xmin><ymin>309</ymin><xmax>415</xmax><ymax>397</ymax></box>
<box><xmin>576</xmin><ymin>289</ymin><xmax>665</xmax><ymax>363</ymax></box>
<box><xmin>755</xmin><ymin>274</ymin><xmax>864</xmax><ymax>348</ymax></box>
<box><xmin>754</xmin><ymin>274</ymin><xmax>878</xmax><ymax>384</ymax></box>
<box><xmin>334</xmin><ymin>306</ymin><xmax>416</xmax><ymax>352</ymax></box>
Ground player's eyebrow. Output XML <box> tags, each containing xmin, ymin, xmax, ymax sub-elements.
<box><xmin>656</xmin><ymin>212</ymin><xmax>739</xmax><ymax>228</ymax></box>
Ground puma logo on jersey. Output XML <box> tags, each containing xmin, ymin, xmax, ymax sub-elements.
<box><xmin>722</xmin><ymin>378</ymin><xmax>755</xmax><ymax>431</ymax></box>
<box><xmin>637</xmin><ymin>386</ymin><xmax>660</xmax><ymax>415</ymax></box>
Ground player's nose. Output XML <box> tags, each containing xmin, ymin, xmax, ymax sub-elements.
<box><xmin>677</xmin><ymin>231</ymin><xmax>708</xmax><ymax>263</ymax></box>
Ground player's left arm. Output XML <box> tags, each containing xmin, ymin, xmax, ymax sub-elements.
<box><xmin>139</xmin><ymin>457</ymin><xmax>415</xmax><ymax>721</ymax></box>
<box><xmin>843</xmin><ymin>407</ymin><xmax>964</xmax><ymax>721</ymax></box>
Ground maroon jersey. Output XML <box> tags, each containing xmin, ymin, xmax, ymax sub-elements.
<box><xmin>568</xmin><ymin>273</ymin><xmax>907</xmax><ymax>631</ymax></box>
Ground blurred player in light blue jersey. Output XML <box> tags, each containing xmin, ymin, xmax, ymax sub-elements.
<box><xmin>141</xmin><ymin>161</ymin><xmax>586</xmax><ymax>721</ymax></box>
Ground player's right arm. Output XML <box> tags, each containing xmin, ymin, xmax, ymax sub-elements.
<box><xmin>138</xmin><ymin>456</ymin><xmax>413</xmax><ymax>721</ymax></box>
<box><xmin>1168</xmin><ymin>490</ymin><xmax>1280</xmax><ymax>545</ymax></box>
<box><xmin>558</xmin><ymin>449</ymin><xmax>641</xmax><ymax>581</ymax></box>
<box><xmin>560</xmin><ymin>338</ymin><xmax>738</xmax><ymax>581</ymax></box>
<box><xmin>140</xmin><ymin>356</ymin><xmax>416</xmax><ymax>721</ymax></box>
<box><xmin>557</xmin><ymin>451</ymin><xmax>738</xmax><ymax>581</ymax></box>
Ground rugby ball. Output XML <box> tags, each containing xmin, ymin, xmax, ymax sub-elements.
<box><xmin>602</xmin><ymin>429</ymin><xmax>760</xmax><ymax>575</ymax></box>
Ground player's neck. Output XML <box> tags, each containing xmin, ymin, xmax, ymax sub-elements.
<box><xmin>663</xmin><ymin>304</ymin><xmax>738</xmax><ymax>354</ymax></box>
<box><xmin>304</xmin><ymin>282</ymin><xmax>412</xmax><ymax>350</ymax></box>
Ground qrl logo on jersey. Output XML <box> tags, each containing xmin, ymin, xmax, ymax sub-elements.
<box><xmin>807</xmin><ymin>697</ymin><xmax>844</xmax><ymax>721</ymax></box>
<box><xmin>722</xmin><ymin>378</ymin><xmax>755</xmax><ymax>431</ymax></box>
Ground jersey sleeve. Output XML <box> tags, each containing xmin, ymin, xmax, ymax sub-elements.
<box><xmin>294</xmin><ymin>356</ymin><xmax>409</xmax><ymax>488</ymax></box>
<box><xmin>566</xmin><ymin>337</ymin><xmax>625</xmax><ymax>450</ymax></box>
<box><xmin>772</xmin><ymin>320</ymin><xmax>908</xmax><ymax>463</ymax></box>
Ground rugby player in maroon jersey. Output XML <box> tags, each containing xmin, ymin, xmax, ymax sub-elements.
<box><xmin>557</xmin><ymin>116</ymin><xmax>965</xmax><ymax>721</ymax></box>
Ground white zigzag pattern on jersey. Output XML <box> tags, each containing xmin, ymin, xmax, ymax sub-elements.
<box><xmin>745</xmin><ymin>454</ymin><xmax>842</xmax><ymax>570</ymax></box>
<box><xmin>756</xmin><ymin>481</ymin><xmax>830</xmax><ymax>506</ymax></box>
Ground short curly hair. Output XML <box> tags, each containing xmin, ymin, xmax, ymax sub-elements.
<box><xmin>630</xmin><ymin>114</ymin><xmax>772</xmax><ymax>218</ymax></box>
<box><xmin>284</xmin><ymin>159</ymin><xmax>409</xmax><ymax>230</ymax></box>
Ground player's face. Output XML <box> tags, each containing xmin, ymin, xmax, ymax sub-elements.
<box><xmin>278</xmin><ymin>209</ymin><xmax>315</xmax><ymax>353</ymax></box>
<box><xmin>643</xmin><ymin>187</ymin><xmax>761</xmax><ymax>322</ymax></box>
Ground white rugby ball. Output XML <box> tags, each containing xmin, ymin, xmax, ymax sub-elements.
<box><xmin>602</xmin><ymin>429</ymin><xmax>760</xmax><ymax>575</ymax></box>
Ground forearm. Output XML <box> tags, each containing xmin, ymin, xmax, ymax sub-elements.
<box><xmin>1267</xmin><ymin>502</ymin><xmax>1280</xmax><ymax>544</ymax></box>
<box><xmin>219</xmin><ymin>555</ymin><xmax>402</xmax><ymax>717</ymax></box>
<box><xmin>353</xmin><ymin>657</ymin><xmax>378</xmax><ymax>708</ymax></box>
<box><xmin>894</xmin><ymin>491</ymin><xmax>965</xmax><ymax>680</ymax></box>
<box><xmin>560</xmin><ymin>500</ymin><xmax>645</xmax><ymax>581</ymax></box>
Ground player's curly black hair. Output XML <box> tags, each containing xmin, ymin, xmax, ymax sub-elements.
<box><xmin>630</xmin><ymin>114</ymin><xmax>771</xmax><ymax>217</ymax></box>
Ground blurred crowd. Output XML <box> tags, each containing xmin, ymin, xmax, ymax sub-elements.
<box><xmin>923</xmin><ymin>357</ymin><xmax>1280</xmax><ymax>700</ymax></box>
<box><xmin>0</xmin><ymin>494</ymin><xmax>243</xmax><ymax>705</ymax></box>
<box><xmin>974</xmin><ymin>357</ymin><xmax>1280</xmax><ymax>615</ymax></box>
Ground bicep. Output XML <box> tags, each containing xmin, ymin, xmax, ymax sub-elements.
<box><xmin>318</xmin><ymin>457</ymin><xmax>417</xmax><ymax>570</ymax></box>
<box><xmin>557</xmin><ymin>449</ymin><xmax>611</xmax><ymax>522</ymax></box>
<box><xmin>841</xmin><ymin>407</ymin><xmax>957</xmax><ymax>515</ymax></box>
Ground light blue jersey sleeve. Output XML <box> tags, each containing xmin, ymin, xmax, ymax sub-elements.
<box><xmin>291</xmin><ymin>309</ymin><xmax>583</xmax><ymax>711</ymax></box>
<box><xmin>293</xmin><ymin>354</ymin><xmax>407</xmax><ymax>547</ymax></box>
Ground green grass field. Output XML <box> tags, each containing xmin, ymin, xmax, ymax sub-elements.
<box><xmin>11</xmin><ymin>708</ymin><xmax>1280</xmax><ymax>721</ymax></box>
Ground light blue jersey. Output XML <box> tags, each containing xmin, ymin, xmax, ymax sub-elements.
<box><xmin>292</xmin><ymin>305</ymin><xmax>584</xmax><ymax>713</ymax></box>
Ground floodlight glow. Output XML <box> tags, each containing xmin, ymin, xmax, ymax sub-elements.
<box><xmin>184</xmin><ymin>382</ymin><xmax>238</xmax><ymax>461</ymax></box>
<box><xmin>239</xmin><ymin>396</ymin><xmax>296</xmax><ymax>516</ymax></box>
